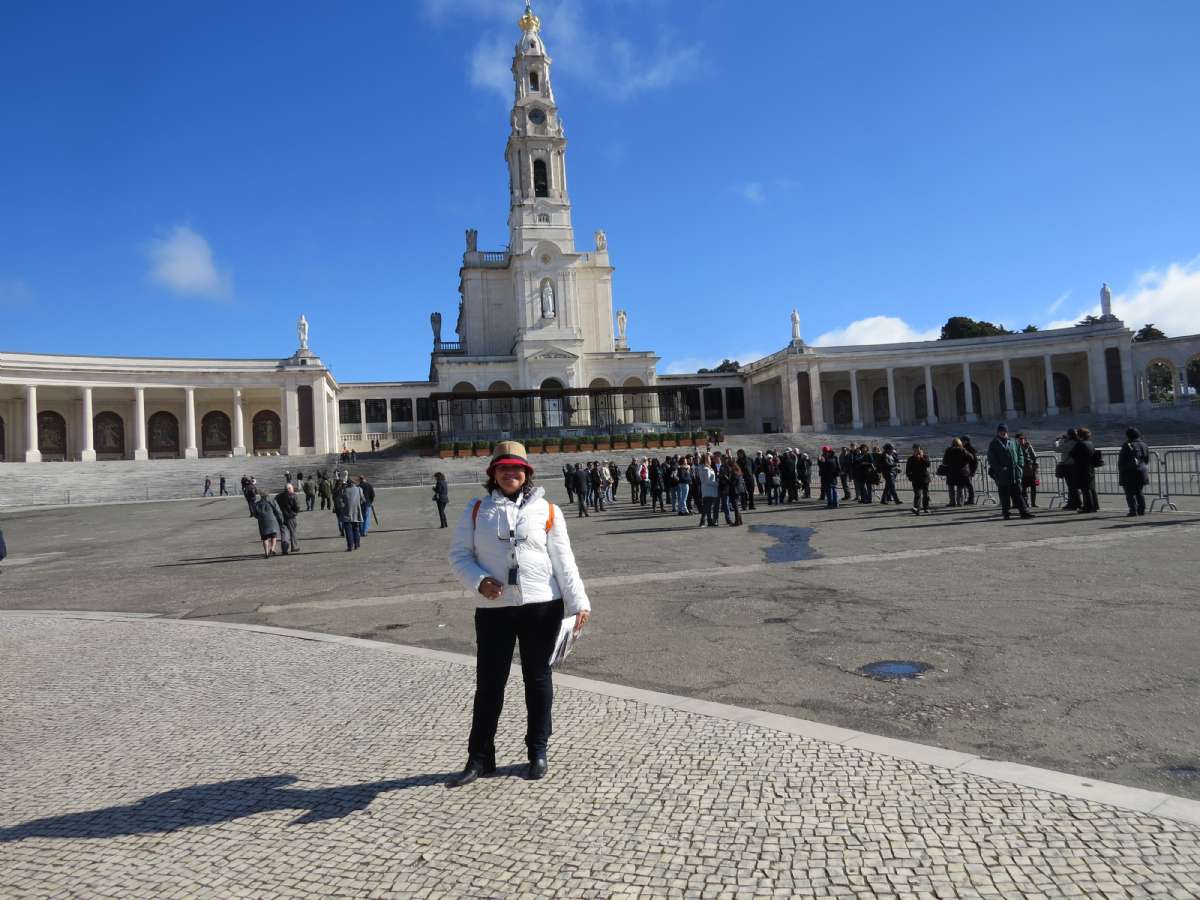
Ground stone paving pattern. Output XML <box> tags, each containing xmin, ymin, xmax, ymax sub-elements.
<box><xmin>2</xmin><ymin>616</ymin><xmax>1198</xmax><ymax>898</ymax></box>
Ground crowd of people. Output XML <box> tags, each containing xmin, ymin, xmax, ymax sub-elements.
<box><xmin>240</xmin><ymin>469</ymin><xmax>378</xmax><ymax>557</ymax></box>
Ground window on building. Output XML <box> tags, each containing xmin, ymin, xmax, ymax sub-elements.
<box><xmin>529</xmin><ymin>71</ymin><xmax>539</xmax><ymax>91</ymax></box>
<box><xmin>537</xmin><ymin>213</ymin><xmax>551</xmax><ymax>223</ymax></box>
<box><xmin>391</xmin><ymin>398</ymin><xmax>413</xmax><ymax>423</ymax></box>
<box><xmin>338</xmin><ymin>400</ymin><xmax>361</xmax><ymax>424</ymax></box>
<box><xmin>703</xmin><ymin>387</ymin><xmax>723</xmax><ymax>420</ymax></box>
<box><xmin>365</xmin><ymin>399</ymin><xmax>387</xmax><ymax>424</ymax></box>
<box><xmin>725</xmin><ymin>387</ymin><xmax>745</xmax><ymax>419</ymax></box>
<box><xmin>1105</xmin><ymin>348</ymin><xmax>1125</xmax><ymax>403</ymax></box>
<box><xmin>533</xmin><ymin>159</ymin><xmax>549</xmax><ymax>197</ymax></box>
<box><xmin>416</xmin><ymin>398</ymin><xmax>435</xmax><ymax>421</ymax></box>
<box><xmin>684</xmin><ymin>388</ymin><xmax>701</xmax><ymax>420</ymax></box>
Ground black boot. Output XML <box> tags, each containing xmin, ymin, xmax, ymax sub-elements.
<box><xmin>447</xmin><ymin>760</ymin><xmax>495</xmax><ymax>788</ymax></box>
<box><xmin>527</xmin><ymin>757</ymin><xmax>548</xmax><ymax>780</ymax></box>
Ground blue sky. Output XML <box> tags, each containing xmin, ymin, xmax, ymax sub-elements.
<box><xmin>2</xmin><ymin>0</ymin><xmax>1198</xmax><ymax>381</ymax></box>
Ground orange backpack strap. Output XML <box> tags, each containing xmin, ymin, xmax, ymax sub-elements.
<box><xmin>545</xmin><ymin>502</ymin><xmax>555</xmax><ymax>533</ymax></box>
<box><xmin>472</xmin><ymin>499</ymin><xmax>482</xmax><ymax>528</ymax></box>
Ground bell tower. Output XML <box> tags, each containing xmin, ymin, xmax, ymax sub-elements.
<box><xmin>505</xmin><ymin>4</ymin><xmax>574</xmax><ymax>254</ymax></box>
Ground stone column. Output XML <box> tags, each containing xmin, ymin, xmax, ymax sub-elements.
<box><xmin>1118</xmin><ymin>344</ymin><xmax>1137</xmax><ymax>414</ymax></box>
<box><xmin>923</xmin><ymin>366</ymin><xmax>938</xmax><ymax>425</ymax></box>
<box><xmin>133</xmin><ymin>387</ymin><xmax>148</xmax><ymax>460</ymax></box>
<box><xmin>385</xmin><ymin>397</ymin><xmax>393</xmax><ymax>438</ymax></box>
<box><xmin>311</xmin><ymin>378</ymin><xmax>328</xmax><ymax>455</ymax></box>
<box><xmin>1042</xmin><ymin>354</ymin><xmax>1059</xmax><ymax>417</ymax></box>
<box><xmin>24</xmin><ymin>384</ymin><xmax>41</xmax><ymax>462</ymax></box>
<box><xmin>233</xmin><ymin>388</ymin><xmax>246</xmax><ymax>456</ymax></box>
<box><xmin>961</xmin><ymin>361</ymin><xmax>977</xmax><ymax>423</ymax></box>
<box><xmin>781</xmin><ymin>369</ymin><xmax>801</xmax><ymax>433</ymax></box>
<box><xmin>719</xmin><ymin>388</ymin><xmax>728</xmax><ymax>423</ymax></box>
<box><xmin>359</xmin><ymin>398</ymin><xmax>367</xmax><ymax>442</ymax></box>
<box><xmin>807</xmin><ymin>364</ymin><xmax>825</xmax><ymax>430</ymax></box>
<box><xmin>849</xmin><ymin>369</ymin><xmax>863</xmax><ymax>430</ymax></box>
<box><xmin>886</xmin><ymin>367</ymin><xmax>899</xmax><ymax>426</ymax></box>
<box><xmin>80</xmin><ymin>386</ymin><xmax>96</xmax><ymax>462</ymax></box>
<box><xmin>1002</xmin><ymin>357</ymin><xmax>1016</xmax><ymax>419</ymax></box>
<box><xmin>184</xmin><ymin>388</ymin><xmax>198</xmax><ymax>458</ymax></box>
<box><xmin>1085</xmin><ymin>344</ymin><xmax>1106</xmax><ymax>413</ymax></box>
<box><xmin>282</xmin><ymin>386</ymin><xmax>301</xmax><ymax>456</ymax></box>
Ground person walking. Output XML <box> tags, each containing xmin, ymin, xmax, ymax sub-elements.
<box><xmin>1117</xmin><ymin>427</ymin><xmax>1150</xmax><ymax>517</ymax></box>
<box><xmin>337</xmin><ymin>476</ymin><xmax>365</xmax><ymax>550</ymax></box>
<box><xmin>242</xmin><ymin>476</ymin><xmax>258</xmax><ymax>517</ymax></box>
<box><xmin>608</xmin><ymin>461</ymin><xmax>621</xmax><ymax>502</ymax></box>
<box><xmin>319</xmin><ymin>473</ymin><xmax>334</xmax><ymax>511</ymax></box>
<box><xmin>1069</xmin><ymin>426</ymin><xmax>1101</xmax><ymax>513</ymax></box>
<box><xmin>572</xmin><ymin>463</ymin><xmax>590</xmax><ymax>517</ymax></box>
<box><xmin>302</xmin><ymin>475</ymin><xmax>316</xmax><ymax>512</ymax></box>
<box><xmin>275</xmin><ymin>483</ymin><xmax>301</xmax><ymax>554</ymax></box>
<box><xmin>838</xmin><ymin>447</ymin><xmax>854</xmax><ymax>501</ymax></box>
<box><xmin>358</xmin><ymin>476</ymin><xmax>376</xmax><ymax>536</ymax></box>
<box><xmin>562</xmin><ymin>463</ymin><xmax>575</xmax><ymax>505</ymax></box>
<box><xmin>906</xmin><ymin>444</ymin><xmax>932</xmax><ymax>515</ymax></box>
<box><xmin>1016</xmin><ymin>433</ymin><xmax>1039</xmax><ymax>508</ymax></box>
<box><xmin>219</xmin><ymin>475</ymin><xmax>228</xmax><ymax>496</ymax></box>
<box><xmin>961</xmin><ymin>437</ymin><xmax>979</xmax><ymax>505</ymax></box>
<box><xmin>818</xmin><ymin>446</ymin><xmax>840</xmax><ymax>508</ymax></box>
<box><xmin>433</xmin><ymin>472</ymin><xmax>450</xmax><ymax>527</ymax></box>
<box><xmin>674</xmin><ymin>457</ymin><xmax>691</xmax><ymax>515</ymax></box>
<box><xmin>942</xmin><ymin>439</ymin><xmax>971</xmax><ymax>507</ymax></box>
<box><xmin>447</xmin><ymin>441</ymin><xmax>591</xmax><ymax>786</ymax></box>
<box><xmin>203</xmin><ymin>476</ymin><xmax>213</xmax><ymax>497</ymax></box>
<box><xmin>649</xmin><ymin>459</ymin><xmax>666</xmax><ymax>512</ymax></box>
<box><xmin>696</xmin><ymin>454</ymin><xmax>719</xmax><ymax>526</ymax></box>
<box><xmin>1056</xmin><ymin>429</ymin><xmax>1082</xmax><ymax>510</ymax></box>
<box><xmin>252</xmin><ymin>489</ymin><xmax>285</xmax><ymax>558</ymax></box>
<box><xmin>880</xmin><ymin>443</ymin><xmax>901</xmax><ymax>504</ymax></box>
<box><xmin>986</xmin><ymin>423</ymin><xmax>1033</xmax><ymax>520</ymax></box>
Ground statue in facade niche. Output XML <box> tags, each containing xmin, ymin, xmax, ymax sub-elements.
<box><xmin>791</xmin><ymin>308</ymin><xmax>801</xmax><ymax>342</ymax></box>
<box><xmin>297</xmin><ymin>314</ymin><xmax>309</xmax><ymax>350</ymax></box>
<box><xmin>430</xmin><ymin>312</ymin><xmax>442</xmax><ymax>345</ymax></box>
<box><xmin>465</xmin><ymin>229</ymin><xmax>478</xmax><ymax>252</ymax></box>
<box><xmin>594</xmin><ymin>229</ymin><xmax>607</xmax><ymax>251</ymax></box>
<box><xmin>1100</xmin><ymin>282</ymin><xmax>1113</xmax><ymax>318</ymax></box>
<box><xmin>541</xmin><ymin>280</ymin><xmax>556</xmax><ymax>318</ymax></box>
<box><xmin>616</xmin><ymin>309</ymin><xmax>627</xmax><ymax>342</ymax></box>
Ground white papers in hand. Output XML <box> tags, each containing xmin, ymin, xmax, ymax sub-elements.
<box><xmin>549</xmin><ymin>616</ymin><xmax>578</xmax><ymax>667</ymax></box>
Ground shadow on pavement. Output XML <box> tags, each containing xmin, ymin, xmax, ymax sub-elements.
<box><xmin>153</xmin><ymin>550</ymin><xmax>346</xmax><ymax>567</ymax></box>
<box><xmin>0</xmin><ymin>773</ymin><xmax>464</xmax><ymax>840</ymax></box>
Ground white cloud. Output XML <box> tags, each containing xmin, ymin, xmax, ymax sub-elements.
<box><xmin>662</xmin><ymin>350</ymin><xmax>771</xmax><ymax>375</ymax></box>
<box><xmin>430</xmin><ymin>0</ymin><xmax>703</xmax><ymax>102</ymax></box>
<box><xmin>813</xmin><ymin>316</ymin><xmax>940</xmax><ymax>347</ymax></box>
<box><xmin>739</xmin><ymin>182</ymin><xmax>766</xmax><ymax>205</ymax></box>
<box><xmin>145</xmin><ymin>225</ymin><xmax>232</xmax><ymax>301</ymax></box>
<box><xmin>1046</xmin><ymin>289</ymin><xmax>1071</xmax><ymax>316</ymax></box>
<box><xmin>1044</xmin><ymin>256</ymin><xmax>1200</xmax><ymax>335</ymax></box>
<box><xmin>735</xmin><ymin>177</ymin><xmax>801</xmax><ymax>206</ymax></box>
<box><xmin>0</xmin><ymin>276</ymin><xmax>33</xmax><ymax>307</ymax></box>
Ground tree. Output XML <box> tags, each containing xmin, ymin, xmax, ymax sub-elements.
<box><xmin>1076</xmin><ymin>314</ymin><xmax>1104</xmax><ymax>326</ymax></box>
<box><xmin>1022</xmin><ymin>324</ymin><xmax>1039</xmax><ymax>333</ymax></box>
<box><xmin>698</xmin><ymin>359</ymin><xmax>740</xmax><ymax>374</ymax></box>
<box><xmin>938</xmin><ymin>317</ymin><xmax>1013</xmax><ymax>340</ymax></box>
<box><xmin>1133</xmin><ymin>323</ymin><xmax>1168</xmax><ymax>342</ymax></box>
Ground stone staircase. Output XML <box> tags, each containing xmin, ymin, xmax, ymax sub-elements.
<box><xmin>2</xmin><ymin>408</ymin><xmax>1196</xmax><ymax>510</ymax></box>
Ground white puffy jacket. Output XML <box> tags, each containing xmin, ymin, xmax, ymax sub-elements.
<box><xmin>448</xmin><ymin>486</ymin><xmax>591</xmax><ymax>615</ymax></box>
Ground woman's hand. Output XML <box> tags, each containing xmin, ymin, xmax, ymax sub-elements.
<box><xmin>478</xmin><ymin>577</ymin><xmax>503</xmax><ymax>600</ymax></box>
<box><xmin>573</xmin><ymin>610</ymin><xmax>590</xmax><ymax>636</ymax></box>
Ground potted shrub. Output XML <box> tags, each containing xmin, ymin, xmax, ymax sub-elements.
<box><xmin>691</xmin><ymin>430</ymin><xmax>706</xmax><ymax>447</ymax></box>
<box><xmin>561</xmin><ymin>435</ymin><xmax>578</xmax><ymax>452</ymax></box>
<box><xmin>645</xmin><ymin>432</ymin><xmax>660</xmax><ymax>449</ymax></box>
<box><xmin>526</xmin><ymin>437</ymin><xmax>544</xmax><ymax>454</ymax></box>
<box><xmin>438</xmin><ymin>442</ymin><xmax>454</xmax><ymax>459</ymax></box>
<box><xmin>545</xmin><ymin>437</ymin><xmax>561</xmax><ymax>454</ymax></box>
<box><xmin>595</xmin><ymin>434</ymin><xmax>612</xmax><ymax>451</ymax></box>
<box><xmin>661</xmin><ymin>432</ymin><xmax>677</xmax><ymax>448</ymax></box>
<box><xmin>453</xmin><ymin>440</ymin><xmax>470</xmax><ymax>457</ymax></box>
<box><xmin>472</xmin><ymin>440</ymin><xmax>490</xmax><ymax>457</ymax></box>
<box><xmin>577</xmin><ymin>435</ymin><xmax>594</xmax><ymax>452</ymax></box>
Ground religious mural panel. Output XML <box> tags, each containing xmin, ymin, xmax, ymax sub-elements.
<box><xmin>253</xmin><ymin>410</ymin><xmax>281</xmax><ymax>451</ymax></box>
<box><xmin>93</xmin><ymin>411</ymin><xmax>125</xmax><ymax>456</ymax></box>
<box><xmin>148</xmin><ymin>411</ymin><xmax>179</xmax><ymax>455</ymax></box>
<box><xmin>38</xmin><ymin>411</ymin><xmax>67</xmax><ymax>455</ymax></box>
<box><xmin>201</xmin><ymin>411</ymin><xmax>232</xmax><ymax>454</ymax></box>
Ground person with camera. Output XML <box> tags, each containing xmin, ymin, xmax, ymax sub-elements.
<box><xmin>447</xmin><ymin>441</ymin><xmax>591</xmax><ymax>786</ymax></box>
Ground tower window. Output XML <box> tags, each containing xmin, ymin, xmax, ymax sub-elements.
<box><xmin>533</xmin><ymin>159</ymin><xmax>549</xmax><ymax>197</ymax></box>
<box><xmin>537</xmin><ymin>213</ymin><xmax>550</xmax><ymax>223</ymax></box>
<box><xmin>529</xmin><ymin>71</ymin><xmax>539</xmax><ymax>91</ymax></box>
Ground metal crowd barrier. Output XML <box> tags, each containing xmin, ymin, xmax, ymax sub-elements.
<box><xmin>1155</xmin><ymin>447</ymin><xmax>1199</xmax><ymax>512</ymax></box>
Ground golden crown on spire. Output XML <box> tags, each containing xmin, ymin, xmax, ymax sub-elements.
<box><xmin>519</xmin><ymin>3</ymin><xmax>541</xmax><ymax>33</ymax></box>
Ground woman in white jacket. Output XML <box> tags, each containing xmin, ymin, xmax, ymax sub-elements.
<box><xmin>447</xmin><ymin>441</ymin><xmax>591</xmax><ymax>786</ymax></box>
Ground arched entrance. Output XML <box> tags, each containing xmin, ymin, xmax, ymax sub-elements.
<box><xmin>148</xmin><ymin>411</ymin><xmax>180</xmax><ymax>457</ymax></box>
<box><xmin>1045</xmin><ymin>373</ymin><xmax>1072</xmax><ymax>410</ymax></box>
<box><xmin>622</xmin><ymin>376</ymin><xmax>645</xmax><ymax>424</ymax></box>
<box><xmin>1188</xmin><ymin>356</ymin><xmax>1200</xmax><ymax>396</ymax></box>
<box><xmin>252</xmin><ymin>410</ymin><xmax>282</xmax><ymax>452</ymax></box>
<box><xmin>38</xmin><ymin>410</ymin><xmax>67</xmax><ymax>457</ymax></box>
<box><xmin>540</xmin><ymin>378</ymin><xmax>565</xmax><ymax>428</ymax></box>
<box><xmin>955</xmin><ymin>382</ymin><xmax>981</xmax><ymax>418</ymax></box>
<box><xmin>93</xmin><ymin>411</ymin><xmax>126</xmax><ymax>457</ymax></box>
<box><xmin>1146</xmin><ymin>361</ymin><xmax>1174</xmax><ymax>404</ymax></box>
<box><xmin>832</xmin><ymin>390</ymin><xmax>852</xmax><ymax>426</ymax></box>
<box><xmin>487</xmin><ymin>381</ymin><xmax>513</xmax><ymax>431</ymax></box>
<box><xmin>450</xmin><ymin>381</ymin><xmax>476</xmax><ymax>436</ymax></box>
<box><xmin>999</xmin><ymin>377</ymin><xmax>1026</xmax><ymax>413</ymax></box>
<box><xmin>914</xmin><ymin>385</ymin><xmax>940</xmax><ymax>421</ymax></box>
<box><xmin>871</xmin><ymin>387</ymin><xmax>889</xmax><ymax>425</ymax></box>
<box><xmin>201</xmin><ymin>411</ymin><xmax>232</xmax><ymax>455</ymax></box>
<box><xmin>589</xmin><ymin>378</ymin><xmax>613</xmax><ymax>428</ymax></box>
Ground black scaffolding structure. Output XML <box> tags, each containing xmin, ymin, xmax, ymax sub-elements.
<box><xmin>429</xmin><ymin>384</ymin><xmax>708</xmax><ymax>444</ymax></box>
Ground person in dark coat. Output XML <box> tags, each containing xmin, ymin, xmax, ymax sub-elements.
<box><xmin>1069</xmin><ymin>426</ymin><xmax>1100</xmax><ymax>513</ymax></box>
<box><xmin>1016</xmin><ymin>433</ymin><xmax>1039</xmax><ymax>508</ymax></box>
<box><xmin>562</xmin><ymin>463</ymin><xmax>575</xmax><ymax>504</ymax></box>
<box><xmin>253</xmin><ymin>490</ymin><xmax>285</xmax><ymax>558</ymax></box>
<box><xmin>433</xmin><ymin>472</ymin><xmax>450</xmax><ymax>527</ymax></box>
<box><xmin>1056</xmin><ymin>429</ymin><xmax>1081</xmax><ymax>510</ymax></box>
<box><xmin>797</xmin><ymin>452</ymin><xmax>812</xmax><ymax>499</ymax></box>
<box><xmin>302</xmin><ymin>476</ymin><xmax>316</xmax><ymax>511</ymax></box>
<box><xmin>319</xmin><ymin>474</ymin><xmax>334</xmax><ymax>511</ymax></box>
<box><xmin>242</xmin><ymin>476</ymin><xmax>258</xmax><ymax>517</ymax></box>
<box><xmin>960</xmin><ymin>437</ymin><xmax>979</xmax><ymax>505</ymax></box>
<box><xmin>986</xmin><ymin>423</ymin><xmax>1033</xmax><ymax>520</ymax></box>
<box><xmin>572</xmin><ymin>464</ymin><xmax>590</xmax><ymax>517</ymax></box>
<box><xmin>737</xmin><ymin>450</ymin><xmax>758</xmax><ymax>509</ymax></box>
<box><xmin>879</xmin><ymin>443</ymin><xmax>901</xmax><ymax>504</ymax></box>
<box><xmin>219</xmin><ymin>475</ymin><xmax>228</xmax><ymax>496</ymax></box>
<box><xmin>818</xmin><ymin>446</ymin><xmax>840</xmax><ymax>508</ymax></box>
<box><xmin>838</xmin><ymin>447</ymin><xmax>854</xmax><ymax>500</ymax></box>
<box><xmin>337</xmin><ymin>478</ymin><xmax>365</xmax><ymax>551</ymax></box>
<box><xmin>905</xmin><ymin>444</ymin><xmax>932</xmax><ymax>515</ymax></box>
<box><xmin>274</xmin><ymin>484</ymin><xmax>301</xmax><ymax>554</ymax></box>
<box><xmin>941</xmin><ymin>439</ymin><xmax>971</xmax><ymax>507</ymax></box>
<box><xmin>1117</xmin><ymin>427</ymin><xmax>1150</xmax><ymax>516</ymax></box>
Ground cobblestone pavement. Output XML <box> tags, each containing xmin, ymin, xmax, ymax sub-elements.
<box><xmin>2</xmin><ymin>615</ymin><xmax>1198</xmax><ymax>899</ymax></box>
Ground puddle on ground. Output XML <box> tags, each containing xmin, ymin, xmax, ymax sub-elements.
<box><xmin>1165</xmin><ymin>765</ymin><xmax>1200</xmax><ymax>780</ymax></box>
<box><xmin>858</xmin><ymin>660</ymin><xmax>933</xmax><ymax>681</ymax></box>
<box><xmin>749</xmin><ymin>524</ymin><xmax>821</xmax><ymax>564</ymax></box>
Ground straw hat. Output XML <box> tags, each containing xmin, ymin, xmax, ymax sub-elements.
<box><xmin>488</xmin><ymin>440</ymin><xmax>534</xmax><ymax>474</ymax></box>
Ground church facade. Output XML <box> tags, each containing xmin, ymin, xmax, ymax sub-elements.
<box><xmin>1</xmin><ymin>5</ymin><xmax>1197</xmax><ymax>462</ymax></box>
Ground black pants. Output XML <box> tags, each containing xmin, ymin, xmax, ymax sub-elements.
<box><xmin>912</xmin><ymin>484</ymin><xmax>930</xmax><ymax>510</ymax></box>
<box><xmin>468</xmin><ymin>598</ymin><xmax>564</xmax><ymax>765</ymax></box>
<box><xmin>436</xmin><ymin>500</ymin><xmax>448</xmax><ymax>528</ymax></box>
<box><xmin>881</xmin><ymin>475</ymin><xmax>899</xmax><ymax>503</ymax></box>
<box><xmin>1080</xmin><ymin>474</ymin><xmax>1100</xmax><ymax>512</ymax></box>
<box><xmin>998</xmin><ymin>483</ymin><xmax>1028</xmax><ymax>517</ymax></box>
<box><xmin>1124</xmin><ymin>485</ymin><xmax>1146</xmax><ymax>515</ymax></box>
<box><xmin>700</xmin><ymin>496</ymin><xmax>719</xmax><ymax>526</ymax></box>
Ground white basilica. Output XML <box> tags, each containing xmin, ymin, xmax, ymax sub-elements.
<box><xmin>1</xmin><ymin>4</ymin><xmax>1197</xmax><ymax>462</ymax></box>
